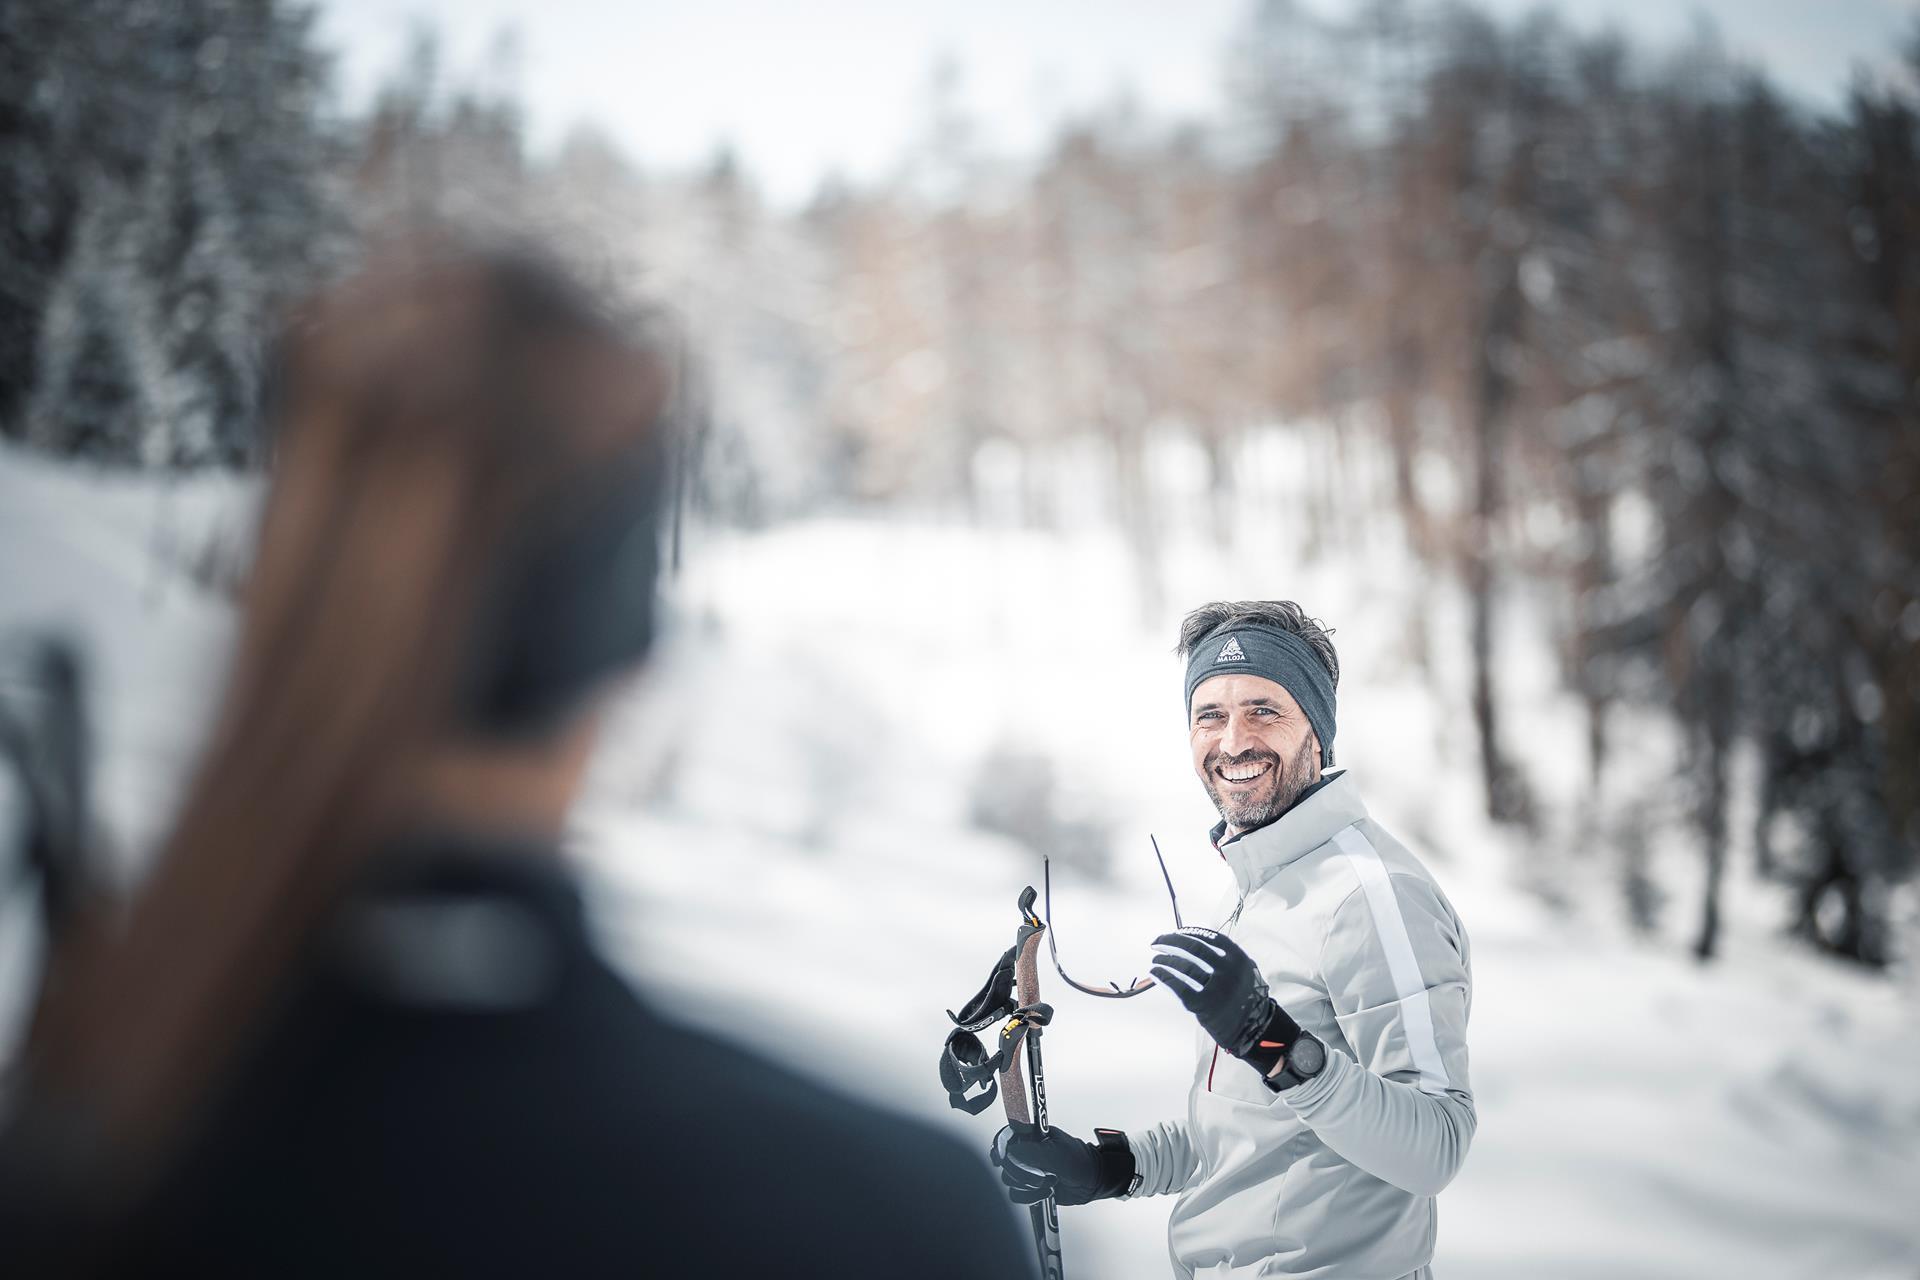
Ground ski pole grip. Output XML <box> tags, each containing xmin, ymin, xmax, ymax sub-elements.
<box><xmin>1015</xmin><ymin>887</ymin><xmax>1043</xmax><ymax>1009</ymax></box>
<box><xmin>998</xmin><ymin>1054</ymin><xmax>1032</xmax><ymax>1125</ymax></box>
<box><xmin>996</xmin><ymin>886</ymin><xmax>1046</xmax><ymax>1126</ymax></box>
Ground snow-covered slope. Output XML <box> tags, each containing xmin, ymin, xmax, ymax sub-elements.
<box><xmin>2</xmin><ymin>442</ymin><xmax>1916</xmax><ymax>1278</ymax></box>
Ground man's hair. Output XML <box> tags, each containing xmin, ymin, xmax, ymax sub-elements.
<box><xmin>1175</xmin><ymin>600</ymin><xmax>1340</xmax><ymax>689</ymax></box>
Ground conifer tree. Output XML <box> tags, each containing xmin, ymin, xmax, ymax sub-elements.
<box><xmin>3</xmin><ymin>0</ymin><xmax>336</xmax><ymax>467</ymax></box>
<box><xmin>24</xmin><ymin>188</ymin><xmax>147</xmax><ymax>460</ymax></box>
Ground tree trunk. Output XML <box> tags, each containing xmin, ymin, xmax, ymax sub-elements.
<box><xmin>1692</xmin><ymin>723</ymin><xmax>1730</xmax><ymax>962</ymax></box>
<box><xmin>1200</xmin><ymin>430</ymin><xmax>1234</xmax><ymax>548</ymax></box>
<box><xmin>1572</xmin><ymin>471</ymin><xmax>1613</xmax><ymax>795</ymax></box>
<box><xmin>1112</xmin><ymin>428</ymin><xmax>1162</xmax><ymax>623</ymax></box>
<box><xmin>1791</xmin><ymin>807</ymin><xmax>1887</xmax><ymax>967</ymax></box>
<box><xmin>1467</xmin><ymin>544</ymin><xmax>1507</xmax><ymax>819</ymax></box>
<box><xmin>1467</xmin><ymin>254</ymin><xmax>1529</xmax><ymax>826</ymax></box>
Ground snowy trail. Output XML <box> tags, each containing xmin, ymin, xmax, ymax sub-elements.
<box><xmin>3</xmin><ymin>448</ymin><xmax>1917</xmax><ymax>1278</ymax></box>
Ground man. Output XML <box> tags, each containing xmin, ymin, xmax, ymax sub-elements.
<box><xmin>993</xmin><ymin>600</ymin><xmax>1475</xmax><ymax>1279</ymax></box>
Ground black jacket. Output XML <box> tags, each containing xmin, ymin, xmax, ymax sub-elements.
<box><xmin>109</xmin><ymin>841</ymin><xmax>1034</xmax><ymax>1278</ymax></box>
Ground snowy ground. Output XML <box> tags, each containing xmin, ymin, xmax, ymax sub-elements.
<box><xmin>3</xmin><ymin>440</ymin><xmax>1918</xmax><ymax>1278</ymax></box>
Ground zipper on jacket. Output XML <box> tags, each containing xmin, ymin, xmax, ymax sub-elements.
<box><xmin>1208</xmin><ymin>893</ymin><xmax>1245</xmax><ymax>1093</ymax></box>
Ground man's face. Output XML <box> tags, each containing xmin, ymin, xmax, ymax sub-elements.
<box><xmin>1189</xmin><ymin>673</ymin><xmax>1322</xmax><ymax>837</ymax></box>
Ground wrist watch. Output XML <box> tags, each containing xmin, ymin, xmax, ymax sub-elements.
<box><xmin>1265</xmin><ymin>1030</ymin><xmax>1327</xmax><ymax>1092</ymax></box>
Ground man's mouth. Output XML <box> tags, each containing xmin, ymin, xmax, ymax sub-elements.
<box><xmin>1214</xmin><ymin>759</ymin><xmax>1274</xmax><ymax>786</ymax></box>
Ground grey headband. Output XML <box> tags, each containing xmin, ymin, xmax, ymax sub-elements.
<box><xmin>1183</xmin><ymin>625</ymin><xmax>1336</xmax><ymax>767</ymax></box>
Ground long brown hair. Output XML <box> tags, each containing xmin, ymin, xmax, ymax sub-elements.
<box><xmin>13</xmin><ymin>237</ymin><xmax>670</xmax><ymax>1209</ymax></box>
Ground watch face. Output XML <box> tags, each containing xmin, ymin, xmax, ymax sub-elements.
<box><xmin>1290</xmin><ymin>1035</ymin><xmax>1326</xmax><ymax>1076</ymax></box>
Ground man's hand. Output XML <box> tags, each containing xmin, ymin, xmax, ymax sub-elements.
<box><xmin>1150</xmin><ymin>927</ymin><xmax>1302</xmax><ymax>1079</ymax></box>
<box><xmin>990</xmin><ymin>1122</ymin><xmax>1134</xmax><ymax>1207</ymax></box>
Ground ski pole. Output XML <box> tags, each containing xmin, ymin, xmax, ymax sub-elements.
<box><xmin>1006</xmin><ymin>887</ymin><xmax>1063</xmax><ymax>1280</ymax></box>
<box><xmin>939</xmin><ymin>886</ymin><xmax>1066</xmax><ymax>1280</ymax></box>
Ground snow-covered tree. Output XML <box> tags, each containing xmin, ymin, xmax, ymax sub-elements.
<box><xmin>3</xmin><ymin>0</ymin><xmax>338</xmax><ymax>467</ymax></box>
<box><xmin>23</xmin><ymin>187</ymin><xmax>148</xmax><ymax>460</ymax></box>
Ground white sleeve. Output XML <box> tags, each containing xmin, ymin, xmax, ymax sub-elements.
<box><xmin>1276</xmin><ymin>840</ymin><xmax>1475</xmax><ymax>1196</ymax></box>
<box><xmin>1122</xmin><ymin>1116</ymin><xmax>1200</xmax><ymax>1197</ymax></box>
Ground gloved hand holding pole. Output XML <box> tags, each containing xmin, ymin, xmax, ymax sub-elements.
<box><xmin>991</xmin><ymin>1122</ymin><xmax>1134</xmax><ymax>1207</ymax></box>
<box><xmin>939</xmin><ymin>887</ymin><xmax>1066</xmax><ymax>1280</ymax></box>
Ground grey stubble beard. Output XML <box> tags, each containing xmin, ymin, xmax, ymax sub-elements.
<box><xmin>1206</xmin><ymin>733</ymin><xmax>1318</xmax><ymax>834</ymax></box>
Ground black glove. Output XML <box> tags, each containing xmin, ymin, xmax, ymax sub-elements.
<box><xmin>990</xmin><ymin>1122</ymin><xmax>1134</xmax><ymax>1207</ymax></box>
<box><xmin>1149</xmin><ymin>927</ymin><xmax>1302</xmax><ymax>1080</ymax></box>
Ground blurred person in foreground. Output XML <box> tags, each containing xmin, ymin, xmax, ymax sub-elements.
<box><xmin>0</xmin><ymin>241</ymin><xmax>1031</xmax><ymax>1278</ymax></box>
<box><xmin>992</xmin><ymin>602</ymin><xmax>1475</xmax><ymax>1279</ymax></box>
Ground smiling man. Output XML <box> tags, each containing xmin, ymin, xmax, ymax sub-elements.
<box><xmin>992</xmin><ymin>600</ymin><xmax>1476</xmax><ymax>1279</ymax></box>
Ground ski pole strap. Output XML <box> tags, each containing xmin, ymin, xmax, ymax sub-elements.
<box><xmin>939</xmin><ymin>1002</ymin><xmax>1054</xmax><ymax>1115</ymax></box>
<box><xmin>945</xmin><ymin>919</ymin><xmax>1043</xmax><ymax>1032</ymax></box>
<box><xmin>940</xmin><ymin>1028</ymin><xmax>1002</xmax><ymax>1114</ymax></box>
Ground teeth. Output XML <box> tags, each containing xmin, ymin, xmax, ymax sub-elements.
<box><xmin>1219</xmin><ymin>761</ymin><xmax>1271</xmax><ymax>783</ymax></box>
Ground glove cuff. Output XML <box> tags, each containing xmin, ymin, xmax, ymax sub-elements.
<box><xmin>1091</xmin><ymin>1128</ymin><xmax>1137</xmax><ymax>1201</ymax></box>
<box><xmin>1231</xmin><ymin>999</ymin><xmax>1303</xmax><ymax>1076</ymax></box>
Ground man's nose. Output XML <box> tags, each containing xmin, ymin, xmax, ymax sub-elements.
<box><xmin>1219</xmin><ymin>713</ymin><xmax>1253</xmax><ymax>758</ymax></box>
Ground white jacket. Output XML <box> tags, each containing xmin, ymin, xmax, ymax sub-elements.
<box><xmin>1126</xmin><ymin>771</ymin><xmax>1475</xmax><ymax>1278</ymax></box>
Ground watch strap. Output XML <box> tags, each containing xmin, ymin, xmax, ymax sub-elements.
<box><xmin>1264</xmin><ymin>1030</ymin><xmax>1326</xmax><ymax>1093</ymax></box>
<box><xmin>1092</xmin><ymin>1128</ymin><xmax>1139</xmax><ymax>1200</ymax></box>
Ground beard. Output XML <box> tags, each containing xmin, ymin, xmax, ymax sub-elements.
<box><xmin>1202</xmin><ymin>733</ymin><xmax>1319</xmax><ymax>834</ymax></box>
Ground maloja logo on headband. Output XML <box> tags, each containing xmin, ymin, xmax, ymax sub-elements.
<box><xmin>1215</xmin><ymin>635</ymin><xmax>1247</xmax><ymax>663</ymax></box>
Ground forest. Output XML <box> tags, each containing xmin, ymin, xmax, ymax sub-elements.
<box><xmin>3</xmin><ymin>0</ymin><xmax>1917</xmax><ymax>968</ymax></box>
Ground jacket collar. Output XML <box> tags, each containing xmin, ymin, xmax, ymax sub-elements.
<box><xmin>1217</xmin><ymin>770</ymin><xmax>1369</xmax><ymax>897</ymax></box>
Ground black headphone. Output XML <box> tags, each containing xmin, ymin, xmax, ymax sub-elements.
<box><xmin>459</xmin><ymin>435</ymin><xmax>669</xmax><ymax>740</ymax></box>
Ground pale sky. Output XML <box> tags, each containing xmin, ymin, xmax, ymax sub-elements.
<box><xmin>313</xmin><ymin>0</ymin><xmax>1917</xmax><ymax>205</ymax></box>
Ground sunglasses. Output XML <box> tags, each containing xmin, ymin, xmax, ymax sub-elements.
<box><xmin>1043</xmin><ymin>836</ymin><xmax>1184</xmax><ymax>999</ymax></box>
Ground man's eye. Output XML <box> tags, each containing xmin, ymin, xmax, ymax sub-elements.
<box><xmin>1253</xmin><ymin>707</ymin><xmax>1276</xmax><ymax>718</ymax></box>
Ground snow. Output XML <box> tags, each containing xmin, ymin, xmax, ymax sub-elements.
<box><xmin>3</xmin><ymin>440</ymin><xmax>1917</xmax><ymax>1277</ymax></box>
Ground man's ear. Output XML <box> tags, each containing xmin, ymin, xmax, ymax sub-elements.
<box><xmin>1307</xmin><ymin>730</ymin><xmax>1324</xmax><ymax>779</ymax></box>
